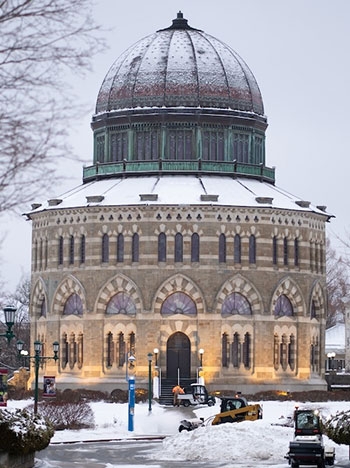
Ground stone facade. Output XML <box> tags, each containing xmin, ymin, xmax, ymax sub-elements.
<box><xmin>29</xmin><ymin>202</ymin><xmax>328</xmax><ymax>394</ymax></box>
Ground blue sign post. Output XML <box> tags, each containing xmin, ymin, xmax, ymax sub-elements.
<box><xmin>128</xmin><ymin>375</ymin><xmax>135</xmax><ymax>431</ymax></box>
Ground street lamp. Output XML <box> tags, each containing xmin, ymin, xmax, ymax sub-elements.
<box><xmin>17</xmin><ymin>340</ymin><xmax>59</xmax><ymax>414</ymax></box>
<box><xmin>153</xmin><ymin>348</ymin><xmax>159</xmax><ymax>367</ymax></box>
<box><xmin>327</xmin><ymin>352</ymin><xmax>336</xmax><ymax>371</ymax></box>
<box><xmin>147</xmin><ymin>352</ymin><xmax>153</xmax><ymax>412</ymax></box>
<box><xmin>199</xmin><ymin>348</ymin><xmax>204</xmax><ymax>368</ymax></box>
<box><xmin>0</xmin><ymin>306</ymin><xmax>17</xmax><ymax>344</ymax></box>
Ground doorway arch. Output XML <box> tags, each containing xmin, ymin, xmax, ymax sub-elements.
<box><xmin>167</xmin><ymin>332</ymin><xmax>191</xmax><ymax>380</ymax></box>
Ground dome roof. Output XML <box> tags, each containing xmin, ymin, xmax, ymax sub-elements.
<box><xmin>95</xmin><ymin>12</ymin><xmax>264</xmax><ymax>115</ymax></box>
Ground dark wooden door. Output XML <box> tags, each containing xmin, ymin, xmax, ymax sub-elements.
<box><xmin>167</xmin><ymin>332</ymin><xmax>190</xmax><ymax>379</ymax></box>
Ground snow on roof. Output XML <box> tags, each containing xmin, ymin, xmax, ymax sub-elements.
<box><xmin>27</xmin><ymin>175</ymin><xmax>332</xmax><ymax>218</ymax></box>
<box><xmin>325</xmin><ymin>323</ymin><xmax>345</xmax><ymax>354</ymax></box>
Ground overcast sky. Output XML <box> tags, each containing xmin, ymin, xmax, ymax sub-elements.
<box><xmin>2</xmin><ymin>0</ymin><xmax>350</xmax><ymax>291</ymax></box>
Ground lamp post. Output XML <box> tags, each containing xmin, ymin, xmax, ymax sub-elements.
<box><xmin>0</xmin><ymin>306</ymin><xmax>17</xmax><ymax>344</ymax></box>
<box><xmin>153</xmin><ymin>348</ymin><xmax>159</xmax><ymax>367</ymax></box>
<box><xmin>327</xmin><ymin>352</ymin><xmax>336</xmax><ymax>371</ymax></box>
<box><xmin>198</xmin><ymin>348</ymin><xmax>204</xmax><ymax>384</ymax></box>
<box><xmin>147</xmin><ymin>352</ymin><xmax>153</xmax><ymax>412</ymax></box>
<box><xmin>17</xmin><ymin>340</ymin><xmax>59</xmax><ymax>414</ymax></box>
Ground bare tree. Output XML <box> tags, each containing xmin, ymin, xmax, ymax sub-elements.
<box><xmin>0</xmin><ymin>0</ymin><xmax>105</xmax><ymax>214</ymax></box>
<box><xmin>326</xmin><ymin>238</ymin><xmax>349</xmax><ymax>328</ymax></box>
<box><xmin>0</xmin><ymin>276</ymin><xmax>30</xmax><ymax>369</ymax></box>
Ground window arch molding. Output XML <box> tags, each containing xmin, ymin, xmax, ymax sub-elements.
<box><xmin>153</xmin><ymin>274</ymin><xmax>205</xmax><ymax>315</ymax></box>
<box><xmin>270</xmin><ymin>277</ymin><xmax>304</xmax><ymax>317</ymax></box>
<box><xmin>215</xmin><ymin>274</ymin><xmax>262</xmax><ymax>315</ymax></box>
<box><xmin>95</xmin><ymin>273</ymin><xmax>142</xmax><ymax>315</ymax></box>
<box><xmin>31</xmin><ymin>278</ymin><xmax>49</xmax><ymax>319</ymax></box>
<box><xmin>309</xmin><ymin>281</ymin><xmax>326</xmax><ymax>320</ymax></box>
<box><xmin>52</xmin><ymin>274</ymin><xmax>87</xmax><ymax>316</ymax></box>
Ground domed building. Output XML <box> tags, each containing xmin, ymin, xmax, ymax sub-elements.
<box><xmin>27</xmin><ymin>12</ymin><xmax>331</xmax><ymax>394</ymax></box>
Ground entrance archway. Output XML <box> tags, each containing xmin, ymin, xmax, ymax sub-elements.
<box><xmin>167</xmin><ymin>332</ymin><xmax>191</xmax><ymax>380</ymax></box>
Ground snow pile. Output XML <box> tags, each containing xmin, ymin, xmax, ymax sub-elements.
<box><xmin>156</xmin><ymin>420</ymin><xmax>292</xmax><ymax>462</ymax></box>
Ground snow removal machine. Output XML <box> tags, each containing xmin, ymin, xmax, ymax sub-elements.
<box><xmin>286</xmin><ymin>408</ymin><xmax>335</xmax><ymax>468</ymax></box>
<box><xmin>178</xmin><ymin>395</ymin><xmax>262</xmax><ymax>431</ymax></box>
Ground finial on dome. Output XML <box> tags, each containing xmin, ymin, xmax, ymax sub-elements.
<box><xmin>158</xmin><ymin>11</ymin><xmax>202</xmax><ymax>32</ymax></box>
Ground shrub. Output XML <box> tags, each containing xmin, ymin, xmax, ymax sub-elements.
<box><xmin>110</xmin><ymin>388</ymin><xmax>128</xmax><ymax>403</ymax></box>
<box><xmin>36</xmin><ymin>401</ymin><xmax>94</xmax><ymax>430</ymax></box>
<box><xmin>0</xmin><ymin>408</ymin><xmax>54</xmax><ymax>455</ymax></box>
<box><xmin>323</xmin><ymin>410</ymin><xmax>350</xmax><ymax>446</ymax></box>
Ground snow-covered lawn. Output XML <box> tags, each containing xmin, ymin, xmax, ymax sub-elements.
<box><xmin>6</xmin><ymin>398</ymin><xmax>350</xmax><ymax>464</ymax></box>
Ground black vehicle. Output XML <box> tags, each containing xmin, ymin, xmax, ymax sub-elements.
<box><xmin>286</xmin><ymin>408</ymin><xmax>335</xmax><ymax>468</ymax></box>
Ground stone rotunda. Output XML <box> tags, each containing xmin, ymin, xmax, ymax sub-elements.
<box><xmin>27</xmin><ymin>12</ymin><xmax>331</xmax><ymax>394</ymax></box>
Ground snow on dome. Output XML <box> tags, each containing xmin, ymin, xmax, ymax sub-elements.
<box><xmin>95</xmin><ymin>12</ymin><xmax>264</xmax><ymax>115</ymax></box>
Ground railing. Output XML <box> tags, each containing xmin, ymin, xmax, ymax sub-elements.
<box><xmin>83</xmin><ymin>159</ymin><xmax>275</xmax><ymax>183</ymax></box>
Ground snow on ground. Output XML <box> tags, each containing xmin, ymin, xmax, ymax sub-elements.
<box><xmin>6</xmin><ymin>398</ymin><xmax>350</xmax><ymax>464</ymax></box>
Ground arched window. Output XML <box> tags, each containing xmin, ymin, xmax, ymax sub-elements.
<box><xmin>289</xmin><ymin>334</ymin><xmax>296</xmax><ymax>371</ymax></box>
<box><xmin>232</xmin><ymin>332</ymin><xmax>240</xmax><ymax>368</ymax></box>
<box><xmin>274</xmin><ymin>294</ymin><xmax>293</xmax><ymax>317</ymax></box>
<box><xmin>280</xmin><ymin>334</ymin><xmax>288</xmax><ymax>370</ymax></box>
<box><xmin>39</xmin><ymin>239</ymin><xmax>43</xmax><ymax>270</ymax></box>
<box><xmin>69</xmin><ymin>235</ymin><xmax>74</xmax><ymax>265</ymax></box>
<box><xmin>132</xmin><ymin>233</ymin><xmax>139</xmax><ymax>262</ymax></box>
<box><xmin>191</xmin><ymin>233</ymin><xmax>200</xmax><ymax>262</ymax></box>
<box><xmin>234</xmin><ymin>234</ymin><xmax>241</xmax><ymax>263</ymax></box>
<box><xmin>44</xmin><ymin>239</ymin><xmax>48</xmax><ymax>269</ymax></box>
<box><xmin>273</xmin><ymin>334</ymin><xmax>279</xmax><ymax>370</ymax></box>
<box><xmin>117</xmin><ymin>233</ymin><xmax>124</xmax><ymax>263</ymax></box>
<box><xmin>106</xmin><ymin>292</ymin><xmax>136</xmax><ymax>316</ymax></box>
<box><xmin>58</xmin><ymin>236</ymin><xmax>64</xmax><ymax>265</ymax></box>
<box><xmin>310</xmin><ymin>300</ymin><xmax>317</xmax><ymax>319</ymax></box>
<box><xmin>62</xmin><ymin>333</ymin><xmax>68</xmax><ymax>369</ymax></box>
<box><xmin>161</xmin><ymin>292</ymin><xmax>197</xmax><ymax>316</ymax></box>
<box><xmin>222</xmin><ymin>292</ymin><xmax>251</xmax><ymax>316</ymax></box>
<box><xmin>222</xmin><ymin>333</ymin><xmax>229</xmax><ymax>367</ymax></box>
<box><xmin>249</xmin><ymin>234</ymin><xmax>256</xmax><ymax>264</ymax></box>
<box><xmin>40</xmin><ymin>298</ymin><xmax>47</xmax><ymax>318</ymax></box>
<box><xmin>174</xmin><ymin>233</ymin><xmax>183</xmax><ymax>263</ymax></box>
<box><xmin>294</xmin><ymin>238</ymin><xmax>299</xmax><ymax>267</ymax></box>
<box><xmin>34</xmin><ymin>240</ymin><xmax>38</xmax><ymax>270</ymax></box>
<box><xmin>106</xmin><ymin>332</ymin><xmax>114</xmax><ymax>368</ymax></box>
<box><xmin>63</xmin><ymin>293</ymin><xmax>83</xmax><ymax>316</ymax></box>
<box><xmin>69</xmin><ymin>332</ymin><xmax>77</xmax><ymax>369</ymax></box>
<box><xmin>77</xmin><ymin>333</ymin><xmax>83</xmax><ymax>369</ymax></box>
<box><xmin>102</xmin><ymin>233</ymin><xmax>109</xmax><ymax>263</ymax></box>
<box><xmin>158</xmin><ymin>232</ymin><xmax>166</xmax><ymax>262</ymax></box>
<box><xmin>242</xmin><ymin>332</ymin><xmax>251</xmax><ymax>368</ymax></box>
<box><xmin>219</xmin><ymin>233</ymin><xmax>226</xmax><ymax>263</ymax></box>
<box><xmin>272</xmin><ymin>236</ymin><xmax>278</xmax><ymax>265</ymax></box>
<box><xmin>80</xmin><ymin>235</ymin><xmax>86</xmax><ymax>264</ymax></box>
<box><xmin>118</xmin><ymin>332</ymin><xmax>125</xmax><ymax>367</ymax></box>
<box><xmin>283</xmin><ymin>237</ymin><xmax>288</xmax><ymax>266</ymax></box>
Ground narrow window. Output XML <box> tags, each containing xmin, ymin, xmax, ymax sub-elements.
<box><xmin>107</xmin><ymin>332</ymin><xmax>114</xmax><ymax>368</ymax></box>
<box><xmin>39</xmin><ymin>239</ymin><xmax>43</xmax><ymax>270</ymax></box>
<box><xmin>273</xmin><ymin>334</ymin><xmax>279</xmax><ymax>370</ymax></box>
<box><xmin>77</xmin><ymin>333</ymin><xmax>83</xmax><ymax>369</ymax></box>
<box><xmin>283</xmin><ymin>237</ymin><xmax>288</xmax><ymax>266</ymax></box>
<box><xmin>62</xmin><ymin>333</ymin><xmax>68</xmax><ymax>369</ymax></box>
<box><xmin>294</xmin><ymin>238</ymin><xmax>299</xmax><ymax>267</ymax></box>
<box><xmin>242</xmin><ymin>333</ymin><xmax>250</xmax><ymax>368</ymax></box>
<box><xmin>102</xmin><ymin>234</ymin><xmax>109</xmax><ymax>263</ymax></box>
<box><xmin>174</xmin><ymin>233</ymin><xmax>183</xmax><ymax>263</ymax></box>
<box><xmin>69</xmin><ymin>333</ymin><xmax>77</xmax><ymax>369</ymax></box>
<box><xmin>117</xmin><ymin>233</ymin><xmax>124</xmax><ymax>263</ymax></box>
<box><xmin>272</xmin><ymin>236</ymin><xmax>278</xmax><ymax>265</ymax></box>
<box><xmin>219</xmin><ymin>233</ymin><xmax>226</xmax><ymax>263</ymax></box>
<box><xmin>222</xmin><ymin>333</ymin><xmax>229</xmax><ymax>367</ymax></box>
<box><xmin>132</xmin><ymin>233</ymin><xmax>139</xmax><ymax>262</ymax></box>
<box><xmin>191</xmin><ymin>233</ymin><xmax>200</xmax><ymax>262</ymax></box>
<box><xmin>44</xmin><ymin>239</ymin><xmax>48</xmax><ymax>269</ymax></box>
<box><xmin>234</xmin><ymin>234</ymin><xmax>241</xmax><ymax>263</ymax></box>
<box><xmin>118</xmin><ymin>333</ymin><xmax>125</xmax><ymax>367</ymax></box>
<box><xmin>232</xmin><ymin>333</ymin><xmax>240</xmax><ymax>368</ymax></box>
<box><xmin>69</xmin><ymin>235</ymin><xmax>74</xmax><ymax>265</ymax></box>
<box><xmin>58</xmin><ymin>236</ymin><xmax>64</xmax><ymax>265</ymax></box>
<box><xmin>34</xmin><ymin>240</ymin><xmax>38</xmax><ymax>270</ymax></box>
<box><xmin>249</xmin><ymin>234</ymin><xmax>256</xmax><ymax>264</ymax></box>
<box><xmin>80</xmin><ymin>234</ymin><xmax>86</xmax><ymax>264</ymax></box>
<box><xmin>158</xmin><ymin>233</ymin><xmax>166</xmax><ymax>262</ymax></box>
<box><xmin>288</xmin><ymin>335</ymin><xmax>295</xmax><ymax>371</ymax></box>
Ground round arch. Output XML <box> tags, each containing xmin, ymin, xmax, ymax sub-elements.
<box><xmin>215</xmin><ymin>274</ymin><xmax>262</xmax><ymax>315</ymax></box>
<box><xmin>270</xmin><ymin>276</ymin><xmax>305</xmax><ymax>317</ymax></box>
<box><xmin>95</xmin><ymin>273</ymin><xmax>143</xmax><ymax>315</ymax></box>
<box><xmin>52</xmin><ymin>275</ymin><xmax>87</xmax><ymax>316</ymax></box>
